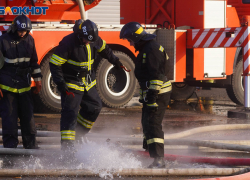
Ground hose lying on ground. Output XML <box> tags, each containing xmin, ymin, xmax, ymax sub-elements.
<box><xmin>138</xmin><ymin>151</ymin><xmax>250</xmax><ymax>166</ymax></box>
<box><xmin>0</xmin><ymin>168</ymin><xmax>244</xmax><ymax>177</ymax></box>
<box><xmin>1</xmin><ymin>124</ymin><xmax>250</xmax><ymax>138</ymax></box>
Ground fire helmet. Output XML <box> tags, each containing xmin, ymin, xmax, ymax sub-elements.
<box><xmin>11</xmin><ymin>15</ymin><xmax>32</xmax><ymax>33</ymax></box>
<box><xmin>120</xmin><ymin>22</ymin><xmax>156</xmax><ymax>43</ymax></box>
<box><xmin>73</xmin><ymin>19</ymin><xmax>98</xmax><ymax>42</ymax></box>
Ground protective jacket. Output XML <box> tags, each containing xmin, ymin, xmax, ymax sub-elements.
<box><xmin>0</xmin><ymin>32</ymin><xmax>42</xmax><ymax>93</ymax></box>
<box><xmin>50</xmin><ymin>33</ymin><xmax>119</xmax><ymax>93</ymax></box>
<box><xmin>134</xmin><ymin>39</ymin><xmax>172</xmax><ymax>105</ymax></box>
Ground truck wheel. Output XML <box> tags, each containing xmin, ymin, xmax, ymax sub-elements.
<box><xmin>171</xmin><ymin>82</ymin><xmax>196</xmax><ymax>101</ymax></box>
<box><xmin>36</xmin><ymin>53</ymin><xmax>61</xmax><ymax>112</ymax></box>
<box><xmin>96</xmin><ymin>51</ymin><xmax>136</xmax><ymax>107</ymax></box>
<box><xmin>226</xmin><ymin>58</ymin><xmax>244</xmax><ymax>105</ymax></box>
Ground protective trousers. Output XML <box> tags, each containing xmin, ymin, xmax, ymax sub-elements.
<box><xmin>142</xmin><ymin>91</ymin><xmax>171</xmax><ymax>158</ymax></box>
<box><xmin>60</xmin><ymin>87</ymin><xmax>102</xmax><ymax>148</ymax></box>
<box><xmin>0</xmin><ymin>91</ymin><xmax>37</xmax><ymax>149</ymax></box>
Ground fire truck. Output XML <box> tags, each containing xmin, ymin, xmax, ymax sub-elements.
<box><xmin>0</xmin><ymin>0</ymin><xmax>249</xmax><ymax>112</ymax></box>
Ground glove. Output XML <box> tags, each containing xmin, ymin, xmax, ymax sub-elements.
<box><xmin>57</xmin><ymin>82</ymin><xmax>69</xmax><ymax>94</ymax></box>
<box><xmin>0</xmin><ymin>89</ymin><xmax>3</xmax><ymax>100</ymax></box>
<box><xmin>113</xmin><ymin>59</ymin><xmax>123</xmax><ymax>70</ymax></box>
<box><xmin>146</xmin><ymin>89</ymin><xmax>159</xmax><ymax>112</ymax></box>
<box><xmin>33</xmin><ymin>81</ymin><xmax>42</xmax><ymax>94</ymax></box>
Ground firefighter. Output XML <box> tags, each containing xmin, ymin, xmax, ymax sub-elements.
<box><xmin>49</xmin><ymin>19</ymin><xmax>123</xmax><ymax>153</ymax></box>
<box><xmin>0</xmin><ymin>15</ymin><xmax>42</xmax><ymax>149</ymax></box>
<box><xmin>120</xmin><ymin>22</ymin><xmax>172</xmax><ymax>168</ymax></box>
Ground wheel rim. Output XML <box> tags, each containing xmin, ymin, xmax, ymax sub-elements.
<box><xmin>104</xmin><ymin>65</ymin><xmax>130</xmax><ymax>96</ymax></box>
<box><xmin>48</xmin><ymin>73</ymin><xmax>61</xmax><ymax>100</ymax></box>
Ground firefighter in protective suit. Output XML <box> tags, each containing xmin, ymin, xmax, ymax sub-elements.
<box><xmin>120</xmin><ymin>22</ymin><xmax>172</xmax><ymax>168</ymax></box>
<box><xmin>49</xmin><ymin>19</ymin><xmax>123</xmax><ymax>152</ymax></box>
<box><xmin>0</xmin><ymin>15</ymin><xmax>42</xmax><ymax>149</ymax></box>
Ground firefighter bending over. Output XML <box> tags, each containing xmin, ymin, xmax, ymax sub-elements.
<box><xmin>120</xmin><ymin>22</ymin><xmax>172</xmax><ymax>168</ymax></box>
<box><xmin>0</xmin><ymin>15</ymin><xmax>42</xmax><ymax>149</ymax></box>
<box><xmin>49</xmin><ymin>19</ymin><xmax>123</xmax><ymax>152</ymax></box>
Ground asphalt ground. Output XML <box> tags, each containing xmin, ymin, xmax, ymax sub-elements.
<box><xmin>0</xmin><ymin>88</ymin><xmax>249</xmax><ymax>180</ymax></box>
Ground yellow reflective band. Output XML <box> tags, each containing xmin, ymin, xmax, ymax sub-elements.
<box><xmin>77</xmin><ymin>114</ymin><xmax>94</xmax><ymax>125</ymax></box>
<box><xmin>67</xmin><ymin>59</ymin><xmax>94</xmax><ymax>67</ymax></box>
<box><xmin>85</xmin><ymin>80</ymin><xmax>96</xmax><ymax>91</ymax></box>
<box><xmin>147</xmin><ymin>138</ymin><xmax>164</xmax><ymax>145</ymax></box>
<box><xmin>0</xmin><ymin>84</ymin><xmax>31</xmax><ymax>93</ymax></box>
<box><xmin>77</xmin><ymin>114</ymin><xmax>94</xmax><ymax>129</ymax></box>
<box><xmin>149</xmin><ymin>80</ymin><xmax>163</xmax><ymax>90</ymax></box>
<box><xmin>66</xmin><ymin>83</ymin><xmax>85</xmax><ymax>91</ymax></box>
<box><xmin>149</xmin><ymin>85</ymin><xmax>161</xmax><ymax>90</ymax></box>
<box><xmin>143</xmin><ymin>53</ymin><xmax>146</xmax><ymax>58</ymax></box>
<box><xmin>50</xmin><ymin>58</ymin><xmax>61</xmax><ymax>66</ymax></box>
<box><xmin>79</xmin><ymin>23</ymin><xmax>82</xmax><ymax>30</ymax></box>
<box><xmin>159</xmin><ymin>81</ymin><xmax>172</xmax><ymax>94</ymax></box>
<box><xmin>147</xmin><ymin>103</ymin><xmax>158</xmax><ymax>107</ymax></box>
<box><xmin>61</xmin><ymin>136</ymin><xmax>75</xmax><ymax>140</ymax></box>
<box><xmin>159</xmin><ymin>45</ymin><xmax>164</xmax><ymax>52</ymax></box>
<box><xmin>159</xmin><ymin>86</ymin><xmax>172</xmax><ymax>94</ymax></box>
<box><xmin>61</xmin><ymin>130</ymin><xmax>76</xmax><ymax>140</ymax></box>
<box><xmin>51</xmin><ymin>54</ymin><xmax>67</xmax><ymax>64</ymax></box>
<box><xmin>61</xmin><ymin>130</ymin><xmax>75</xmax><ymax>135</ymax></box>
<box><xmin>82</xmin><ymin>79</ymin><xmax>96</xmax><ymax>91</ymax></box>
<box><xmin>135</xmin><ymin>27</ymin><xmax>143</xmax><ymax>34</ymax></box>
<box><xmin>150</xmin><ymin>80</ymin><xmax>163</xmax><ymax>85</ymax></box>
<box><xmin>86</xmin><ymin>44</ymin><xmax>92</xmax><ymax>71</ymax></box>
<box><xmin>97</xmin><ymin>40</ymin><xmax>106</xmax><ymax>53</ymax></box>
<box><xmin>161</xmin><ymin>81</ymin><xmax>171</xmax><ymax>88</ymax></box>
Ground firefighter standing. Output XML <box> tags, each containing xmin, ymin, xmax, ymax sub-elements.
<box><xmin>0</xmin><ymin>15</ymin><xmax>42</xmax><ymax>149</ymax></box>
<box><xmin>49</xmin><ymin>19</ymin><xmax>123</xmax><ymax>152</ymax></box>
<box><xmin>120</xmin><ymin>22</ymin><xmax>172</xmax><ymax>168</ymax></box>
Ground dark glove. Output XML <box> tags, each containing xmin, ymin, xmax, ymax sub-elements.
<box><xmin>146</xmin><ymin>89</ymin><xmax>159</xmax><ymax>112</ymax></box>
<box><xmin>113</xmin><ymin>59</ymin><xmax>123</xmax><ymax>70</ymax></box>
<box><xmin>57</xmin><ymin>82</ymin><xmax>69</xmax><ymax>94</ymax></box>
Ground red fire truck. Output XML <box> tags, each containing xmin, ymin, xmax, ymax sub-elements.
<box><xmin>0</xmin><ymin>0</ymin><xmax>250</xmax><ymax>112</ymax></box>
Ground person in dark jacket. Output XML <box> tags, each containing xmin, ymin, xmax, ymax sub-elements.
<box><xmin>49</xmin><ymin>19</ymin><xmax>123</xmax><ymax>153</ymax></box>
<box><xmin>120</xmin><ymin>22</ymin><xmax>172</xmax><ymax>168</ymax></box>
<box><xmin>0</xmin><ymin>15</ymin><xmax>42</xmax><ymax>149</ymax></box>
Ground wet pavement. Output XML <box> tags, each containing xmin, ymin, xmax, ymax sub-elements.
<box><xmin>0</xmin><ymin>88</ymin><xmax>250</xmax><ymax>179</ymax></box>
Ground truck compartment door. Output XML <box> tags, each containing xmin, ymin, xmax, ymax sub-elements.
<box><xmin>156</xmin><ymin>29</ymin><xmax>187</xmax><ymax>83</ymax></box>
<box><xmin>204</xmin><ymin>0</ymin><xmax>226</xmax><ymax>78</ymax></box>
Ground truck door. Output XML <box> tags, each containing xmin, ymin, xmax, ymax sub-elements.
<box><xmin>204</xmin><ymin>0</ymin><xmax>226</xmax><ymax>78</ymax></box>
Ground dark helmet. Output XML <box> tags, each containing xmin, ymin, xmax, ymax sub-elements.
<box><xmin>11</xmin><ymin>15</ymin><xmax>32</xmax><ymax>33</ymax></box>
<box><xmin>73</xmin><ymin>19</ymin><xmax>98</xmax><ymax>42</ymax></box>
<box><xmin>120</xmin><ymin>22</ymin><xmax>156</xmax><ymax>43</ymax></box>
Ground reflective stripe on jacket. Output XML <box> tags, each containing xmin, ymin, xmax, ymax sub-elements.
<box><xmin>49</xmin><ymin>33</ymin><xmax>118</xmax><ymax>93</ymax></box>
<box><xmin>0</xmin><ymin>32</ymin><xmax>42</xmax><ymax>93</ymax></box>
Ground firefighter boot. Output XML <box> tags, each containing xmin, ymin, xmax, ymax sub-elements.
<box><xmin>22</xmin><ymin>135</ymin><xmax>39</xmax><ymax>149</ymax></box>
<box><xmin>148</xmin><ymin>157</ymin><xmax>165</xmax><ymax>168</ymax></box>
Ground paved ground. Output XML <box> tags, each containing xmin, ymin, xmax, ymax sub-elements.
<box><xmin>0</xmin><ymin>88</ymin><xmax>249</xmax><ymax>180</ymax></box>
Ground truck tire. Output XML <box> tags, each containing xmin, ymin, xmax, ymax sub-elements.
<box><xmin>37</xmin><ymin>53</ymin><xmax>61</xmax><ymax>112</ymax></box>
<box><xmin>96</xmin><ymin>51</ymin><xmax>136</xmax><ymax>107</ymax></box>
<box><xmin>171</xmin><ymin>82</ymin><xmax>196</xmax><ymax>101</ymax></box>
<box><xmin>226</xmin><ymin>58</ymin><xmax>244</xmax><ymax>105</ymax></box>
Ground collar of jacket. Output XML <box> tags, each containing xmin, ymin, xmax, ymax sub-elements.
<box><xmin>8</xmin><ymin>31</ymin><xmax>29</xmax><ymax>41</ymax></box>
<box><xmin>134</xmin><ymin>40</ymin><xmax>150</xmax><ymax>52</ymax></box>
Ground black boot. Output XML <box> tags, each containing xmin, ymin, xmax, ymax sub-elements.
<box><xmin>148</xmin><ymin>157</ymin><xmax>165</xmax><ymax>168</ymax></box>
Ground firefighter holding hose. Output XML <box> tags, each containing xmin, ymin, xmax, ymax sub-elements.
<box><xmin>120</xmin><ymin>22</ymin><xmax>172</xmax><ymax>168</ymax></box>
